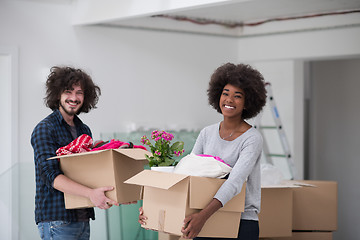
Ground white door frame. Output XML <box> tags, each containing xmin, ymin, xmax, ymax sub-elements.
<box><xmin>0</xmin><ymin>46</ymin><xmax>19</xmax><ymax>240</ymax></box>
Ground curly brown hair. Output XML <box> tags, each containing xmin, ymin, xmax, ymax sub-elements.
<box><xmin>44</xmin><ymin>66</ymin><xmax>101</xmax><ymax>114</ymax></box>
<box><xmin>207</xmin><ymin>63</ymin><xmax>267</xmax><ymax>119</ymax></box>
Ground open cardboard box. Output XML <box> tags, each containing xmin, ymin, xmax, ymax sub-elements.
<box><xmin>125</xmin><ymin>170</ymin><xmax>246</xmax><ymax>238</ymax></box>
<box><xmin>50</xmin><ymin>148</ymin><xmax>149</xmax><ymax>209</ymax></box>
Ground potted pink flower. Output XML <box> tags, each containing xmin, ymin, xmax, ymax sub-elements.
<box><xmin>140</xmin><ymin>130</ymin><xmax>185</xmax><ymax>169</ymax></box>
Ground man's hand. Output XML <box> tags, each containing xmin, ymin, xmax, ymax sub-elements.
<box><xmin>89</xmin><ymin>186</ymin><xmax>119</xmax><ymax>210</ymax></box>
<box><xmin>181</xmin><ymin>212</ymin><xmax>207</xmax><ymax>239</ymax></box>
<box><xmin>53</xmin><ymin>174</ymin><xmax>119</xmax><ymax>209</ymax></box>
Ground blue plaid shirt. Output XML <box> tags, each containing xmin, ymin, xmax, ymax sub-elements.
<box><xmin>31</xmin><ymin>109</ymin><xmax>95</xmax><ymax>224</ymax></box>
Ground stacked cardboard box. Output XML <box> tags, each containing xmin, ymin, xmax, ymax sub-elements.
<box><xmin>261</xmin><ymin>180</ymin><xmax>338</xmax><ymax>240</ymax></box>
<box><xmin>265</xmin><ymin>232</ymin><xmax>333</xmax><ymax>240</ymax></box>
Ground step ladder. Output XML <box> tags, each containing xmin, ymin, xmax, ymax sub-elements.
<box><xmin>254</xmin><ymin>82</ymin><xmax>296</xmax><ymax>179</ymax></box>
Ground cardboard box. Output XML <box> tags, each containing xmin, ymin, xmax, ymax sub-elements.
<box><xmin>158</xmin><ymin>232</ymin><xmax>183</xmax><ymax>240</ymax></box>
<box><xmin>259</xmin><ymin>186</ymin><xmax>294</xmax><ymax>238</ymax></box>
<box><xmin>264</xmin><ymin>231</ymin><xmax>333</xmax><ymax>240</ymax></box>
<box><xmin>259</xmin><ymin>180</ymin><xmax>337</xmax><ymax>237</ymax></box>
<box><xmin>291</xmin><ymin>180</ymin><xmax>338</xmax><ymax>231</ymax></box>
<box><xmin>125</xmin><ymin>170</ymin><xmax>246</xmax><ymax>238</ymax></box>
<box><xmin>52</xmin><ymin>148</ymin><xmax>149</xmax><ymax>209</ymax></box>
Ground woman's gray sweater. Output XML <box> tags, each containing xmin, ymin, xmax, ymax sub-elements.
<box><xmin>191</xmin><ymin>122</ymin><xmax>262</xmax><ymax>221</ymax></box>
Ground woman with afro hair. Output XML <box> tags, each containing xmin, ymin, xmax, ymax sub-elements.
<box><xmin>181</xmin><ymin>63</ymin><xmax>267</xmax><ymax>239</ymax></box>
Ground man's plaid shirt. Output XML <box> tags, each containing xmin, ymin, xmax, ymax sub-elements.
<box><xmin>31</xmin><ymin>109</ymin><xmax>95</xmax><ymax>224</ymax></box>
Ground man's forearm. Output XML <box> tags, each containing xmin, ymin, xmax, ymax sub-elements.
<box><xmin>53</xmin><ymin>174</ymin><xmax>92</xmax><ymax>198</ymax></box>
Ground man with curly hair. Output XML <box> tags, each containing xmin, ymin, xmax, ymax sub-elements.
<box><xmin>31</xmin><ymin>66</ymin><xmax>118</xmax><ymax>240</ymax></box>
<box><xmin>181</xmin><ymin>63</ymin><xmax>266</xmax><ymax>239</ymax></box>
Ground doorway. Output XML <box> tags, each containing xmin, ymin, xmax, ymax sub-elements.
<box><xmin>306</xmin><ymin>58</ymin><xmax>360</xmax><ymax>240</ymax></box>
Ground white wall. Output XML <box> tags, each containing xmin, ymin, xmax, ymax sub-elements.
<box><xmin>73</xmin><ymin>25</ymin><xmax>235</xmax><ymax>135</ymax></box>
<box><xmin>0</xmin><ymin>53</ymin><xmax>13</xmax><ymax>240</ymax></box>
<box><xmin>0</xmin><ymin>1</ymin><xmax>235</xmax><ymax>239</ymax></box>
<box><xmin>0</xmin><ymin>45</ymin><xmax>19</xmax><ymax>240</ymax></box>
<box><xmin>1</xmin><ymin>0</ymin><xmax>360</xmax><ymax>239</ymax></box>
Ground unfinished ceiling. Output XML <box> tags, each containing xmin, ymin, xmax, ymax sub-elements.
<box><xmin>73</xmin><ymin>0</ymin><xmax>360</xmax><ymax>37</ymax></box>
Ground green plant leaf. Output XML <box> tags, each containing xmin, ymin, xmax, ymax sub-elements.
<box><xmin>149</xmin><ymin>145</ymin><xmax>157</xmax><ymax>154</ymax></box>
<box><xmin>171</xmin><ymin>141</ymin><xmax>184</xmax><ymax>151</ymax></box>
<box><xmin>149</xmin><ymin>159</ymin><xmax>157</xmax><ymax>167</ymax></box>
<box><xmin>158</xmin><ymin>157</ymin><xmax>175</xmax><ymax>166</ymax></box>
<box><xmin>145</xmin><ymin>154</ymin><xmax>153</xmax><ymax>162</ymax></box>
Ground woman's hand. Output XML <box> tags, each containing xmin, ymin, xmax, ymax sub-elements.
<box><xmin>138</xmin><ymin>206</ymin><xmax>148</xmax><ymax>225</ymax></box>
<box><xmin>182</xmin><ymin>198</ymin><xmax>222</xmax><ymax>239</ymax></box>
<box><xmin>181</xmin><ymin>212</ymin><xmax>207</xmax><ymax>239</ymax></box>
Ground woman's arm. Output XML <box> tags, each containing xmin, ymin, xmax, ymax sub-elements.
<box><xmin>214</xmin><ymin>133</ymin><xmax>262</xmax><ymax>206</ymax></box>
<box><xmin>191</xmin><ymin>128</ymin><xmax>205</xmax><ymax>155</ymax></box>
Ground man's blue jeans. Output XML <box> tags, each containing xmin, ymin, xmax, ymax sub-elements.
<box><xmin>37</xmin><ymin>221</ymin><xmax>90</xmax><ymax>240</ymax></box>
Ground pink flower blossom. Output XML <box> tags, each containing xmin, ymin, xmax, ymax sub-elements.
<box><xmin>161</xmin><ymin>132</ymin><xmax>174</xmax><ymax>141</ymax></box>
<box><xmin>151</xmin><ymin>130</ymin><xmax>160</xmax><ymax>139</ymax></box>
<box><xmin>140</xmin><ymin>136</ymin><xmax>147</xmax><ymax>144</ymax></box>
<box><xmin>140</xmin><ymin>130</ymin><xmax>184</xmax><ymax>167</ymax></box>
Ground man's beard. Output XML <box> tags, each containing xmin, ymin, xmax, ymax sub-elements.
<box><xmin>59</xmin><ymin>101</ymin><xmax>80</xmax><ymax>116</ymax></box>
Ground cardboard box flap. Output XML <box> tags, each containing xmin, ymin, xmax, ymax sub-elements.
<box><xmin>261</xmin><ymin>184</ymin><xmax>301</xmax><ymax>188</ymax></box>
<box><xmin>189</xmin><ymin>176</ymin><xmax>246</xmax><ymax>212</ymax></box>
<box><xmin>124</xmin><ymin>170</ymin><xmax>188</xmax><ymax>190</ymax></box>
<box><xmin>281</xmin><ymin>180</ymin><xmax>317</xmax><ymax>187</ymax></box>
<box><xmin>47</xmin><ymin>149</ymin><xmax>107</xmax><ymax>160</ymax></box>
<box><xmin>261</xmin><ymin>180</ymin><xmax>306</xmax><ymax>188</ymax></box>
<box><xmin>47</xmin><ymin>148</ymin><xmax>151</xmax><ymax>161</ymax></box>
<box><xmin>259</xmin><ymin>187</ymin><xmax>293</xmax><ymax>237</ymax></box>
<box><xmin>113</xmin><ymin>148</ymin><xmax>151</xmax><ymax>160</ymax></box>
